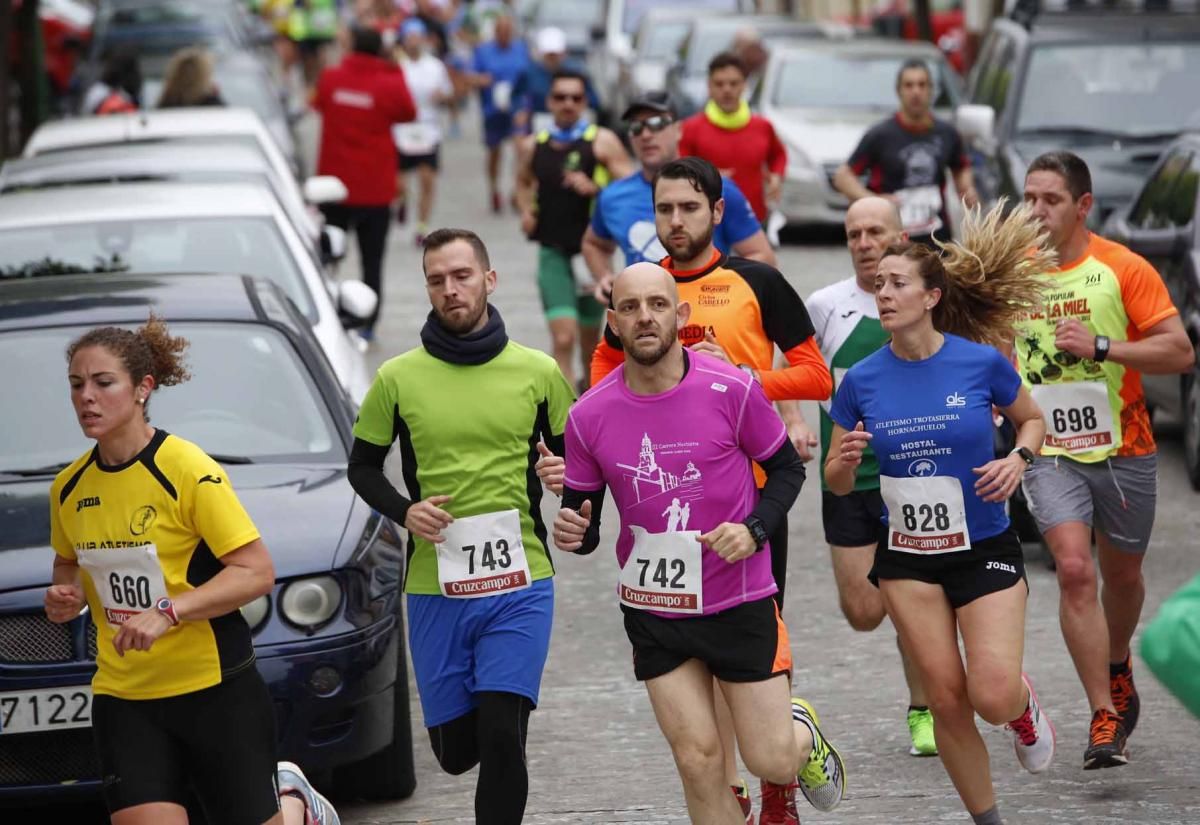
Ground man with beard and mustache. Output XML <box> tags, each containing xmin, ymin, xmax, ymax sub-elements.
<box><xmin>346</xmin><ymin>228</ymin><xmax>574</xmax><ymax>824</ymax></box>
<box><xmin>552</xmin><ymin>263</ymin><xmax>846</xmax><ymax>824</ymax></box>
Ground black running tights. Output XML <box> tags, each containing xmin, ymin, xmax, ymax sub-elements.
<box><xmin>429</xmin><ymin>691</ymin><xmax>533</xmax><ymax>825</ymax></box>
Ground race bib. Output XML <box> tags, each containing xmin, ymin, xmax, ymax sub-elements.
<box><xmin>1032</xmin><ymin>381</ymin><xmax>1116</xmax><ymax>454</ymax></box>
<box><xmin>492</xmin><ymin>81</ymin><xmax>513</xmax><ymax>112</ymax></box>
<box><xmin>76</xmin><ymin>545</ymin><xmax>169</xmax><ymax>628</ymax></box>
<box><xmin>436</xmin><ymin>510</ymin><xmax>532</xmax><ymax>598</ymax></box>
<box><xmin>394</xmin><ymin>122</ymin><xmax>437</xmax><ymax>155</ymax></box>
<box><xmin>896</xmin><ymin>185</ymin><xmax>944</xmax><ymax>235</ymax></box>
<box><xmin>618</xmin><ymin>526</ymin><xmax>703</xmax><ymax>614</ymax></box>
<box><xmin>880</xmin><ymin>475</ymin><xmax>971</xmax><ymax>554</ymax></box>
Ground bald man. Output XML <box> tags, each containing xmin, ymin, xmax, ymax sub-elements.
<box><xmin>550</xmin><ymin>262</ymin><xmax>847</xmax><ymax>823</ymax></box>
<box><xmin>801</xmin><ymin>197</ymin><xmax>936</xmax><ymax>757</ymax></box>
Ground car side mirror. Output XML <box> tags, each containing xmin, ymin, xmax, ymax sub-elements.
<box><xmin>956</xmin><ymin>104</ymin><xmax>995</xmax><ymax>148</ymax></box>
<box><xmin>338</xmin><ymin>279</ymin><xmax>378</xmax><ymax>328</ymax></box>
<box><xmin>1130</xmin><ymin>225</ymin><xmax>1190</xmax><ymax>258</ymax></box>
<box><xmin>320</xmin><ymin>225</ymin><xmax>347</xmax><ymax>263</ymax></box>
<box><xmin>304</xmin><ymin>175</ymin><xmax>349</xmax><ymax>205</ymax></box>
<box><xmin>590</xmin><ymin>24</ymin><xmax>605</xmax><ymax>43</ymax></box>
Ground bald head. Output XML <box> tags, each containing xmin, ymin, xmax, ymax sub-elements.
<box><xmin>845</xmin><ymin>196</ymin><xmax>906</xmax><ymax>287</ymax></box>
<box><xmin>612</xmin><ymin>262</ymin><xmax>679</xmax><ymax>304</ymax></box>
<box><xmin>608</xmin><ymin>262</ymin><xmax>689</xmax><ymax>368</ymax></box>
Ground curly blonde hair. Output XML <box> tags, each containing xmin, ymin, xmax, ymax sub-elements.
<box><xmin>883</xmin><ymin>200</ymin><xmax>1057</xmax><ymax>348</ymax></box>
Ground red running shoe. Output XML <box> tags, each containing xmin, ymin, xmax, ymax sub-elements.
<box><xmin>759</xmin><ymin>778</ymin><xmax>800</xmax><ymax>825</ymax></box>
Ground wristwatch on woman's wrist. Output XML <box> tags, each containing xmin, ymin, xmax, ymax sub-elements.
<box><xmin>155</xmin><ymin>597</ymin><xmax>180</xmax><ymax>626</ymax></box>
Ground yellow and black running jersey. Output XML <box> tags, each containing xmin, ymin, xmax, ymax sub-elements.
<box><xmin>50</xmin><ymin>430</ymin><xmax>260</xmax><ymax>700</ymax></box>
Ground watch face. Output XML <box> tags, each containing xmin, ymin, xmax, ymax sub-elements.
<box><xmin>156</xmin><ymin>598</ymin><xmax>171</xmax><ymax>610</ymax></box>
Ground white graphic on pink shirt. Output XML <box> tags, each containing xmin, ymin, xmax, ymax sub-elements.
<box><xmin>616</xmin><ymin>433</ymin><xmax>704</xmax><ymax>529</ymax></box>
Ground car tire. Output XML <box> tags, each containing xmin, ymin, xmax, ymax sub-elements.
<box><xmin>336</xmin><ymin>598</ymin><xmax>416</xmax><ymax>801</ymax></box>
<box><xmin>1184</xmin><ymin>369</ymin><xmax>1200</xmax><ymax>491</ymax></box>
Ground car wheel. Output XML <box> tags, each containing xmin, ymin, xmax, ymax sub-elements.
<box><xmin>336</xmin><ymin>598</ymin><xmax>416</xmax><ymax>801</ymax></box>
<box><xmin>1184</xmin><ymin>369</ymin><xmax>1200</xmax><ymax>491</ymax></box>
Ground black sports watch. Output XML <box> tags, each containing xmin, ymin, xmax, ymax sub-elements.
<box><xmin>1094</xmin><ymin>335</ymin><xmax>1111</xmax><ymax>363</ymax></box>
<box><xmin>1011</xmin><ymin>446</ymin><xmax>1035</xmax><ymax>466</ymax></box>
<box><xmin>742</xmin><ymin>516</ymin><xmax>769</xmax><ymax>551</ymax></box>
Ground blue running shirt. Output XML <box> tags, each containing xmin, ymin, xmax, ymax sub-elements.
<box><xmin>590</xmin><ymin>172</ymin><xmax>762</xmax><ymax>265</ymax></box>
<box><xmin>830</xmin><ymin>334</ymin><xmax>1021</xmax><ymax>548</ymax></box>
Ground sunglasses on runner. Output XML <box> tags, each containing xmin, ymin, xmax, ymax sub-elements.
<box><xmin>627</xmin><ymin>115</ymin><xmax>674</xmax><ymax>136</ymax></box>
<box><xmin>551</xmin><ymin>92</ymin><xmax>585</xmax><ymax>103</ymax></box>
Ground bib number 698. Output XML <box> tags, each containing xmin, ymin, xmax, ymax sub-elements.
<box><xmin>1052</xmin><ymin>405</ymin><xmax>1098</xmax><ymax>433</ymax></box>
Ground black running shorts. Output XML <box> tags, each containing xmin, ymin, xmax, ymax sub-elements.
<box><xmin>821</xmin><ymin>488</ymin><xmax>884</xmax><ymax>547</ymax></box>
<box><xmin>397</xmin><ymin>147</ymin><xmax>441</xmax><ymax>171</ymax></box>
<box><xmin>91</xmin><ymin>666</ymin><xmax>279</xmax><ymax>822</ymax></box>
<box><xmin>622</xmin><ymin>596</ymin><xmax>792</xmax><ymax>683</ymax></box>
<box><xmin>868</xmin><ymin>526</ymin><xmax>1028</xmax><ymax>609</ymax></box>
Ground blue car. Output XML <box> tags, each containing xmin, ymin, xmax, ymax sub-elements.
<box><xmin>0</xmin><ymin>274</ymin><xmax>415</xmax><ymax>802</ymax></box>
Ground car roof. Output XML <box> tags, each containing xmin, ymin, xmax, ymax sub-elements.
<box><xmin>23</xmin><ymin>108</ymin><xmax>269</xmax><ymax>157</ymax></box>
<box><xmin>0</xmin><ymin>180</ymin><xmax>280</xmax><ymax>227</ymax></box>
<box><xmin>771</xmin><ymin>36</ymin><xmax>945</xmax><ymax>60</ymax></box>
<box><xmin>1008</xmin><ymin>11</ymin><xmax>1200</xmax><ymax>41</ymax></box>
<box><xmin>690</xmin><ymin>14</ymin><xmax>834</xmax><ymax>34</ymax></box>
<box><xmin>0</xmin><ymin>273</ymin><xmax>302</xmax><ymax>333</ymax></box>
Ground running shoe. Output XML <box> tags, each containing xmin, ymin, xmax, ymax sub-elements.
<box><xmin>1006</xmin><ymin>673</ymin><xmax>1055</xmax><ymax>774</ymax></box>
<box><xmin>1083</xmin><ymin>708</ymin><xmax>1128</xmax><ymax>770</ymax></box>
<box><xmin>758</xmin><ymin>778</ymin><xmax>799</xmax><ymax>825</ymax></box>
<box><xmin>731</xmin><ymin>778</ymin><xmax>755</xmax><ymax>825</ymax></box>
<box><xmin>793</xmin><ymin>697</ymin><xmax>846</xmax><ymax>812</ymax></box>
<box><xmin>906</xmin><ymin>707</ymin><xmax>937</xmax><ymax>756</ymax></box>
<box><xmin>1111</xmin><ymin>654</ymin><xmax>1140</xmax><ymax>738</ymax></box>
<box><xmin>277</xmin><ymin>761</ymin><xmax>340</xmax><ymax>825</ymax></box>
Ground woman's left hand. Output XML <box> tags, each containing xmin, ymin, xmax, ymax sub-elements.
<box><xmin>971</xmin><ymin>454</ymin><xmax>1027</xmax><ymax>503</ymax></box>
<box><xmin>112</xmin><ymin>608</ymin><xmax>174</xmax><ymax>657</ymax></box>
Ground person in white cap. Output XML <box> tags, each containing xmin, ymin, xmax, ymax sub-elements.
<box><xmin>513</xmin><ymin>26</ymin><xmax>599</xmax><ymax>136</ymax></box>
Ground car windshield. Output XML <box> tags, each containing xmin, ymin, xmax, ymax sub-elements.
<box><xmin>0</xmin><ymin>217</ymin><xmax>315</xmax><ymax>321</ymax></box>
<box><xmin>98</xmin><ymin>1</ymin><xmax>235</xmax><ymax>57</ymax></box>
<box><xmin>639</xmin><ymin>21</ymin><xmax>691</xmax><ymax>61</ymax></box>
<box><xmin>683</xmin><ymin>23</ymin><xmax>742</xmax><ymax>75</ymax></box>
<box><xmin>622</xmin><ymin>0</ymin><xmax>739</xmax><ymax>35</ymax></box>
<box><xmin>1017</xmin><ymin>42</ymin><xmax>1200</xmax><ymax>138</ymax></box>
<box><xmin>772</xmin><ymin>53</ymin><xmax>957</xmax><ymax>110</ymax></box>
<box><xmin>532</xmin><ymin>0</ymin><xmax>600</xmax><ymax>26</ymax></box>
<box><xmin>0</xmin><ymin>323</ymin><xmax>342</xmax><ymax>474</ymax></box>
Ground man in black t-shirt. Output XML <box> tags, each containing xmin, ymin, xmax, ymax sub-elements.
<box><xmin>832</xmin><ymin>59</ymin><xmax>978</xmax><ymax>244</ymax></box>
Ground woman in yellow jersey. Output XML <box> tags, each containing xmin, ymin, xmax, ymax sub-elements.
<box><xmin>43</xmin><ymin>317</ymin><xmax>337</xmax><ymax>825</ymax></box>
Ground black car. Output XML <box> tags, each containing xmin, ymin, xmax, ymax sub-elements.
<box><xmin>0</xmin><ymin>274</ymin><xmax>414</xmax><ymax>802</ymax></box>
<box><xmin>955</xmin><ymin>5</ymin><xmax>1200</xmax><ymax>228</ymax></box>
<box><xmin>1103</xmin><ymin>134</ymin><xmax>1200</xmax><ymax>488</ymax></box>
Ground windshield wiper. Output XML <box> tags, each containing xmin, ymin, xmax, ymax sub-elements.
<box><xmin>0</xmin><ymin>462</ymin><xmax>73</xmax><ymax>477</ymax></box>
<box><xmin>209</xmin><ymin>454</ymin><xmax>255</xmax><ymax>465</ymax></box>
<box><xmin>1018</xmin><ymin>126</ymin><xmax>1177</xmax><ymax>143</ymax></box>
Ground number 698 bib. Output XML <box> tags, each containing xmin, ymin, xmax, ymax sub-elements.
<box><xmin>618</xmin><ymin>526</ymin><xmax>703</xmax><ymax>614</ymax></box>
<box><xmin>76</xmin><ymin>544</ymin><xmax>169</xmax><ymax>628</ymax></box>
<box><xmin>436</xmin><ymin>510</ymin><xmax>532</xmax><ymax>598</ymax></box>
<box><xmin>1031</xmin><ymin>381</ymin><xmax>1116</xmax><ymax>454</ymax></box>
<box><xmin>880</xmin><ymin>475</ymin><xmax>971</xmax><ymax>555</ymax></box>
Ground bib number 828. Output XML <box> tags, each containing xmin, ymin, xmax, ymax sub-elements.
<box><xmin>901</xmin><ymin>503</ymin><xmax>951</xmax><ymax>533</ymax></box>
<box><xmin>108</xmin><ymin>573</ymin><xmax>152</xmax><ymax>609</ymax></box>
<box><xmin>1052</xmin><ymin>406</ymin><xmax>1098</xmax><ymax>433</ymax></box>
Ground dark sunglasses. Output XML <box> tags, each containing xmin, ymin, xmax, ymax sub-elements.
<box><xmin>551</xmin><ymin>92</ymin><xmax>585</xmax><ymax>103</ymax></box>
<box><xmin>628</xmin><ymin>115</ymin><xmax>674</xmax><ymax>136</ymax></box>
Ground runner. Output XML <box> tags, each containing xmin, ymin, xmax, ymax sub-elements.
<box><xmin>1016</xmin><ymin>151</ymin><xmax>1195</xmax><ymax>769</ymax></box>
<box><xmin>288</xmin><ymin>0</ymin><xmax>339</xmax><ymax>92</ymax></box>
<box><xmin>346</xmin><ymin>228</ymin><xmax>574</xmax><ymax>824</ymax></box>
<box><xmin>832</xmin><ymin>58</ymin><xmax>978</xmax><ymax>245</ymax></box>
<box><xmin>514</xmin><ymin>68</ymin><xmax>633</xmax><ymax>389</ymax></box>
<box><xmin>826</xmin><ymin>203</ymin><xmax>1058</xmax><ymax>825</ymax></box>
<box><xmin>581</xmin><ymin>90</ymin><xmax>776</xmax><ymax>306</ymax></box>
<box><xmin>679</xmin><ymin>51</ymin><xmax>787</xmax><ymax>223</ymax></box>
<box><xmin>587</xmin><ymin>156</ymin><xmax>831</xmax><ymax>822</ymax></box>
<box><xmin>44</xmin><ymin>316</ymin><xmax>338</xmax><ymax>825</ymax></box>
<box><xmin>553</xmin><ymin>261</ymin><xmax>846</xmax><ymax>824</ymax></box>
<box><xmin>392</xmin><ymin>17</ymin><xmax>454</xmax><ymax>246</ymax></box>
<box><xmin>802</xmin><ymin>196</ymin><xmax>937</xmax><ymax>756</ymax></box>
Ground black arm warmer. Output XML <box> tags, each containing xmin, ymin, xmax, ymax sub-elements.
<box><xmin>544</xmin><ymin>431</ymin><xmax>565</xmax><ymax>458</ymax></box>
<box><xmin>750</xmin><ymin>438</ymin><xmax>806</xmax><ymax>538</ymax></box>
<box><xmin>347</xmin><ymin>437</ymin><xmax>414</xmax><ymax>526</ymax></box>
<box><xmin>560</xmin><ymin>484</ymin><xmax>606</xmax><ymax>556</ymax></box>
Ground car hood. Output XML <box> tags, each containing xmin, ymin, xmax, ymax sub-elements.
<box><xmin>1012</xmin><ymin>136</ymin><xmax>1168</xmax><ymax>215</ymax></box>
<box><xmin>0</xmin><ymin>464</ymin><xmax>355</xmax><ymax>591</ymax></box>
<box><xmin>769</xmin><ymin>107</ymin><xmax>884</xmax><ymax>165</ymax></box>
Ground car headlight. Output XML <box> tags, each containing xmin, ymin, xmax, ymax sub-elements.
<box><xmin>240</xmin><ymin>595</ymin><xmax>270</xmax><ymax>631</ymax></box>
<box><xmin>279</xmin><ymin>576</ymin><xmax>342</xmax><ymax>630</ymax></box>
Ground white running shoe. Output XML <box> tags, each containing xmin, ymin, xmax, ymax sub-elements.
<box><xmin>277</xmin><ymin>761</ymin><xmax>340</xmax><ymax>825</ymax></box>
<box><xmin>1006</xmin><ymin>673</ymin><xmax>1056</xmax><ymax>774</ymax></box>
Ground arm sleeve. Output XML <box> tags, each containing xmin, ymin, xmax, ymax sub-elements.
<box><xmin>745</xmin><ymin>267</ymin><xmax>832</xmax><ymax>401</ymax></box>
<box><xmin>678</xmin><ymin>118</ymin><xmax>696</xmax><ymax>157</ymax></box>
<box><xmin>348</xmin><ymin>437</ymin><xmax>414</xmax><ymax>526</ymax></box>
<box><xmin>186</xmin><ymin>457</ymin><xmax>261</xmax><ymax>558</ymax></box>
<box><xmin>847</xmin><ymin>128</ymin><xmax>875</xmax><ymax>176</ymax></box>
<box><xmin>541</xmin><ymin>360</ymin><xmax>577</xmax><ymax>452</ymax></box>
<box><xmin>765</xmin><ymin>121</ymin><xmax>788</xmax><ymax>176</ymax></box>
<box><xmin>947</xmin><ymin>124</ymin><xmax>968</xmax><ymax>171</ymax></box>
<box><xmin>563</xmin><ymin>411</ymin><xmax>605</xmax><ymax>492</ymax></box>
<box><xmin>1118</xmin><ymin>253</ymin><xmax>1179</xmax><ymax>333</ymax></box>
<box><xmin>989</xmin><ymin>348</ymin><xmax>1022</xmax><ymax>408</ymax></box>
<box><xmin>589</xmin><ymin>189</ymin><xmax>615</xmax><ymax>241</ymax></box>
<box><xmin>805</xmin><ymin>288</ymin><xmax>833</xmax><ymax>347</ymax></box>
<box><xmin>590</xmin><ymin>337</ymin><xmax>625</xmax><ymax>387</ymax></box>
<box><xmin>748</xmin><ymin>438</ymin><xmax>805</xmax><ymax>538</ymax></box>
<box><xmin>828</xmin><ymin>368</ymin><xmax>861</xmax><ymax>431</ymax></box>
<box><xmin>718</xmin><ymin>178</ymin><xmax>762</xmax><ymax>245</ymax></box>
<box><xmin>49</xmin><ymin>483</ymin><xmax>75</xmax><ymax>561</ymax></box>
<box><xmin>389</xmin><ymin>72</ymin><xmax>417</xmax><ymax>123</ymax></box>
<box><xmin>561</xmin><ymin>484</ymin><xmax>606</xmax><ymax>555</ymax></box>
<box><xmin>761</xmin><ymin>337</ymin><xmax>833</xmax><ymax>402</ymax></box>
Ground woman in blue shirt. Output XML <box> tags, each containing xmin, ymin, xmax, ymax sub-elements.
<box><xmin>825</xmin><ymin>204</ymin><xmax>1054</xmax><ymax>825</ymax></box>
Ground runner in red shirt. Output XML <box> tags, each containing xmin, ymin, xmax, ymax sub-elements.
<box><xmin>679</xmin><ymin>52</ymin><xmax>787</xmax><ymax>223</ymax></box>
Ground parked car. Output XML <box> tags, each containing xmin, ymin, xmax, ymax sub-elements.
<box><xmin>1103</xmin><ymin>134</ymin><xmax>1200</xmax><ymax>487</ymax></box>
<box><xmin>955</xmin><ymin>8</ymin><xmax>1200</xmax><ymax>229</ymax></box>
<box><xmin>0</xmin><ymin>181</ymin><xmax>374</xmax><ymax>400</ymax></box>
<box><xmin>666</xmin><ymin>15</ymin><xmax>857</xmax><ymax>120</ymax></box>
<box><xmin>757</xmin><ymin>38</ymin><xmax>962</xmax><ymax>228</ymax></box>
<box><xmin>0</xmin><ymin>273</ymin><xmax>414</xmax><ymax>801</ymax></box>
<box><xmin>586</xmin><ymin>0</ymin><xmax>753</xmax><ymax>124</ymax></box>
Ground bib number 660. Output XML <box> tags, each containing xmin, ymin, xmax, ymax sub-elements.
<box><xmin>108</xmin><ymin>573</ymin><xmax>152</xmax><ymax>609</ymax></box>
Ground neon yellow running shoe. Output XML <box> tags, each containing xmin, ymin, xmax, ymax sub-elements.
<box><xmin>792</xmin><ymin>697</ymin><xmax>846</xmax><ymax>813</ymax></box>
<box><xmin>907</xmin><ymin>707</ymin><xmax>938</xmax><ymax>756</ymax></box>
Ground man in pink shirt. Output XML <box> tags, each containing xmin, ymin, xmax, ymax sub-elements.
<box><xmin>679</xmin><ymin>52</ymin><xmax>787</xmax><ymax>223</ymax></box>
<box><xmin>551</xmin><ymin>262</ymin><xmax>845</xmax><ymax>824</ymax></box>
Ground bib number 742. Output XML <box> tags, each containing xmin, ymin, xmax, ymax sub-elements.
<box><xmin>636</xmin><ymin>557</ymin><xmax>687</xmax><ymax>589</ymax></box>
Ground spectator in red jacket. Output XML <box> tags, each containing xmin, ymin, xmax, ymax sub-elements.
<box><xmin>313</xmin><ymin>25</ymin><xmax>416</xmax><ymax>342</ymax></box>
<box><xmin>679</xmin><ymin>51</ymin><xmax>786</xmax><ymax>223</ymax></box>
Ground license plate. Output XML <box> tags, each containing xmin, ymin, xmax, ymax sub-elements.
<box><xmin>0</xmin><ymin>687</ymin><xmax>92</xmax><ymax>735</ymax></box>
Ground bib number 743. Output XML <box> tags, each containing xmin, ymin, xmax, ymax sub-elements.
<box><xmin>460</xmin><ymin>540</ymin><xmax>513</xmax><ymax>575</ymax></box>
